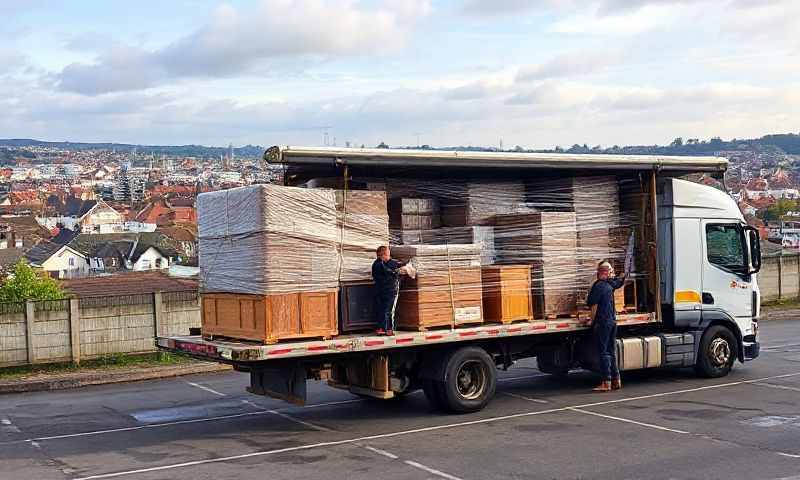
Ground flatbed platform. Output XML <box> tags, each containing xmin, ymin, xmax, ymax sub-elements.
<box><xmin>157</xmin><ymin>312</ymin><xmax>657</xmax><ymax>363</ymax></box>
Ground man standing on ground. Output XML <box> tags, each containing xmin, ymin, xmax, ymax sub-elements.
<box><xmin>372</xmin><ymin>245</ymin><xmax>406</xmax><ymax>336</ymax></box>
<box><xmin>587</xmin><ymin>261</ymin><xmax>627</xmax><ymax>392</ymax></box>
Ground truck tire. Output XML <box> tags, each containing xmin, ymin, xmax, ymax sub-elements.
<box><xmin>695</xmin><ymin>325</ymin><xmax>737</xmax><ymax>378</ymax></box>
<box><xmin>434</xmin><ymin>347</ymin><xmax>497</xmax><ymax>413</ymax></box>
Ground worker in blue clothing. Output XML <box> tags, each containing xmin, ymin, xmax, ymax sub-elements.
<box><xmin>587</xmin><ymin>260</ymin><xmax>628</xmax><ymax>392</ymax></box>
<box><xmin>371</xmin><ymin>245</ymin><xmax>408</xmax><ymax>336</ymax></box>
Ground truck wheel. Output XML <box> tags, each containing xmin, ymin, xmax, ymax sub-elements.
<box><xmin>436</xmin><ymin>347</ymin><xmax>497</xmax><ymax>413</ymax></box>
<box><xmin>695</xmin><ymin>325</ymin><xmax>737</xmax><ymax>378</ymax></box>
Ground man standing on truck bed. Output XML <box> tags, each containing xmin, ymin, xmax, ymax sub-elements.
<box><xmin>587</xmin><ymin>261</ymin><xmax>627</xmax><ymax>392</ymax></box>
<box><xmin>372</xmin><ymin>246</ymin><xmax>406</xmax><ymax>336</ymax></box>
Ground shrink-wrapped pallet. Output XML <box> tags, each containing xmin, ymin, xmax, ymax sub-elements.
<box><xmin>199</xmin><ymin>184</ymin><xmax>340</xmax><ymax>295</ymax></box>
<box><xmin>389</xmin><ymin>198</ymin><xmax>441</xmax><ymax>230</ymax></box>
<box><xmin>392</xmin><ymin>226</ymin><xmax>496</xmax><ymax>265</ymax></box>
<box><xmin>495</xmin><ymin>212</ymin><xmax>579</xmax><ymax>317</ymax></box>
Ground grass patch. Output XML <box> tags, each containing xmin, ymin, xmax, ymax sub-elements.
<box><xmin>0</xmin><ymin>352</ymin><xmax>194</xmax><ymax>381</ymax></box>
<box><xmin>762</xmin><ymin>297</ymin><xmax>800</xmax><ymax>309</ymax></box>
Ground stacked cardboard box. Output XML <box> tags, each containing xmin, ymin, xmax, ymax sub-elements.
<box><xmin>441</xmin><ymin>181</ymin><xmax>525</xmax><ymax>227</ymax></box>
<box><xmin>389</xmin><ymin>198</ymin><xmax>441</xmax><ymax>230</ymax></box>
<box><xmin>198</xmin><ymin>184</ymin><xmax>340</xmax><ymax>294</ymax></box>
<box><xmin>392</xmin><ymin>244</ymin><xmax>484</xmax><ymax>329</ymax></box>
<box><xmin>393</xmin><ymin>226</ymin><xmax>496</xmax><ymax>265</ymax></box>
<box><xmin>495</xmin><ymin>212</ymin><xmax>579</xmax><ymax>318</ymax></box>
<box><xmin>335</xmin><ymin>190</ymin><xmax>390</xmax><ymax>282</ymax></box>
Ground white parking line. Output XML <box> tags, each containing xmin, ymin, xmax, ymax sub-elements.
<box><xmin>761</xmin><ymin>343</ymin><xmax>800</xmax><ymax>351</ymax></box>
<box><xmin>754</xmin><ymin>382</ymin><xmax>800</xmax><ymax>393</ymax></box>
<box><xmin>72</xmin><ymin>370</ymin><xmax>800</xmax><ymax>480</ymax></box>
<box><xmin>1</xmin><ymin>417</ymin><xmax>20</xmax><ymax>433</ymax></box>
<box><xmin>501</xmin><ymin>392</ymin><xmax>549</xmax><ymax>404</ymax></box>
<box><xmin>567</xmin><ymin>407</ymin><xmax>690</xmax><ymax>434</ymax></box>
<box><xmin>777</xmin><ymin>452</ymin><xmax>800</xmax><ymax>459</ymax></box>
<box><xmin>497</xmin><ymin>373</ymin><xmax>549</xmax><ymax>383</ymax></box>
<box><xmin>185</xmin><ymin>381</ymin><xmax>226</xmax><ymax>397</ymax></box>
<box><xmin>404</xmin><ymin>460</ymin><xmax>465</xmax><ymax>480</ymax></box>
<box><xmin>268</xmin><ymin>410</ymin><xmax>332</xmax><ymax>432</ymax></box>
<box><xmin>362</xmin><ymin>445</ymin><xmax>399</xmax><ymax>459</ymax></box>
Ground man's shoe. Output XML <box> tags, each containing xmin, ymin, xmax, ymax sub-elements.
<box><xmin>375</xmin><ymin>328</ymin><xmax>386</xmax><ymax>336</ymax></box>
<box><xmin>611</xmin><ymin>378</ymin><xmax>622</xmax><ymax>390</ymax></box>
<box><xmin>592</xmin><ymin>381</ymin><xmax>612</xmax><ymax>392</ymax></box>
<box><xmin>386</xmin><ymin>330</ymin><xmax>395</xmax><ymax>336</ymax></box>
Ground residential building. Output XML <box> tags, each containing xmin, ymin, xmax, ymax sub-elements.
<box><xmin>25</xmin><ymin>241</ymin><xmax>89</xmax><ymax>279</ymax></box>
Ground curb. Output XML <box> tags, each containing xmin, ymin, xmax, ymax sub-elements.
<box><xmin>0</xmin><ymin>362</ymin><xmax>233</xmax><ymax>394</ymax></box>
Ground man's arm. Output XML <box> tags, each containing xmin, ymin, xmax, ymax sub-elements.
<box><xmin>586</xmin><ymin>282</ymin><xmax>600</xmax><ymax>306</ymax></box>
<box><xmin>609</xmin><ymin>274</ymin><xmax>627</xmax><ymax>290</ymax></box>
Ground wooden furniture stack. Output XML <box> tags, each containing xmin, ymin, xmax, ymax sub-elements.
<box><xmin>495</xmin><ymin>211</ymin><xmax>579</xmax><ymax>318</ymax></box>
<box><xmin>392</xmin><ymin>244</ymin><xmax>484</xmax><ymax>330</ymax></box>
<box><xmin>481</xmin><ymin>265</ymin><xmax>533</xmax><ymax>324</ymax></box>
<box><xmin>198</xmin><ymin>185</ymin><xmax>340</xmax><ymax>343</ymax></box>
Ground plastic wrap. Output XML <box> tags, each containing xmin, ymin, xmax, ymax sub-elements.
<box><xmin>198</xmin><ymin>185</ymin><xmax>341</xmax><ymax>294</ymax></box>
<box><xmin>200</xmin><ymin>174</ymin><xmax>647</xmax><ymax>326</ymax></box>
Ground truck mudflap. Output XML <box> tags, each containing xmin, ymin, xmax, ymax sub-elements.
<box><xmin>743</xmin><ymin>335</ymin><xmax>760</xmax><ymax>360</ymax></box>
<box><xmin>248</xmin><ymin>364</ymin><xmax>307</xmax><ymax>405</ymax></box>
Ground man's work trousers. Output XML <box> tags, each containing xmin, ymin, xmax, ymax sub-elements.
<box><xmin>594</xmin><ymin>320</ymin><xmax>619</xmax><ymax>381</ymax></box>
<box><xmin>376</xmin><ymin>291</ymin><xmax>399</xmax><ymax>331</ymax></box>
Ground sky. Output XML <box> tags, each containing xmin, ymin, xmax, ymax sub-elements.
<box><xmin>1</xmin><ymin>0</ymin><xmax>799</xmax><ymax>149</ymax></box>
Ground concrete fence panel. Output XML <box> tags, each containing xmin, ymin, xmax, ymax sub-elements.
<box><xmin>0</xmin><ymin>291</ymin><xmax>201</xmax><ymax>368</ymax></box>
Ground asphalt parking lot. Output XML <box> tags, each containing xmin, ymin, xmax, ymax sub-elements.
<box><xmin>2</xmin><ymin>318</ymin><xmax>800</xmax><ymax>480</ymax></box>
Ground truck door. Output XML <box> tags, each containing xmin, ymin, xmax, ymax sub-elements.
<box><xmin>702</xmin><ymin>221</ymin><xmax>752</xmax><ymax>320</ymax></box>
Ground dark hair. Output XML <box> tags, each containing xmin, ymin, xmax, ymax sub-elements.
<box><xmin>376</xmin><ymin>245</ymin><xmax>388</xmax><ymax>256</ymax></box>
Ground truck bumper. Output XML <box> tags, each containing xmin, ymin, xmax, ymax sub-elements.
<box><xmin>744</xmin><ymin>339</ymin><xmax>760</xmax><ymax>361</ymax></box>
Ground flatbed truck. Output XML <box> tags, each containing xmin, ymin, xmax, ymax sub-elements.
<box><xmin>157</xmin><ymin>147</ymin><xmax>762</xmax><ymax>413</ymax></box>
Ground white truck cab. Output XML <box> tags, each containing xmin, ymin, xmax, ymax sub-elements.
<box><xmin>659</xmin><ymin>178</ymin><xmax>761</xmax><ymax>376</ymax></box>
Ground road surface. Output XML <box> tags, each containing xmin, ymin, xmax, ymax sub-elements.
<box><xmin>2</xmin><ymin>319</ymin><xmax>800</xmax><ymax>480</ymax></box>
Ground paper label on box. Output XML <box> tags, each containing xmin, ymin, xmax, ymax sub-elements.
<box><xmin>455</xmin><ymin>306</ymin><xmax>482</xmax><ymax>322</ymax></box>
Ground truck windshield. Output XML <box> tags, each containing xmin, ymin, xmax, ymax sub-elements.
<box><xmin>706</xmin><ymin>224</ymin><xmax>746</xmax><ymax>273</ymax></box>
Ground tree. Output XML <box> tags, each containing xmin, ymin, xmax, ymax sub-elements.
<box><xmin>376</xmin><ymin>142</ymin><xmax>389</xmax><ymax>149</ymax></box>
<box><xmin>670</xmin><ymin>137</ymin><xmax>684</xmax><ymax>148</ymax></box>
<box><xmin>0</xmin><ymin>260</ymin><xmax>66</xmax><ymax>303</ymax></box>
<box><xmin>763</xmin><ymin>198</ymin><xmax>796</xmax><ymax>222</ymax></box>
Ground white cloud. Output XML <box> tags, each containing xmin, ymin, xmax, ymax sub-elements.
<box><xmin>516</xmin><ymin>50</ymin><xmax>621</xmax><ymax>82</ymax></box>
<box><xmin>56</xmin><ymin>0</ymin><xmax>431</xmax><ymax>95</ymax></box>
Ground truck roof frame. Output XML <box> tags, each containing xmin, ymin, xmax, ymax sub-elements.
<box><xmin>265</xmin><ymin>145</ymin><xmax>728</xmax><ymax>172</ymax></box>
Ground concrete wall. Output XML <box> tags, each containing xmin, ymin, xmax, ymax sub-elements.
<box><xmin>761</xmin><ymin>253</ymin><xmax>800</xmax><ymax>303</ymax></box>
<box><xmin>0</xmin><ymin>291</ymin><xmax>200</xmax><ymax>368</ymax></box>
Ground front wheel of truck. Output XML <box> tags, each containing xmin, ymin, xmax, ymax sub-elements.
<box><xmin>695</xmin><ymin>325</ymin><xmax>737</xmax><ymax>378</ymax></box>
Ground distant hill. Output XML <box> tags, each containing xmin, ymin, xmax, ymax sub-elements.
<box><xmin>0</xmin><ymin>139</ymin><xmax>265</xmax><ymax>159</ymax></box>
<box><xmin>427</xmin><ymin>133</ymin><xmax>800</xmax><ymax>156</ymax></box>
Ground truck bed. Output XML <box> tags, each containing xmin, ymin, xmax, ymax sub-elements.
<box><xmin>157</xmin><ymin>312</ymin><xmax>657</xmax><ymax>363</ymax></box>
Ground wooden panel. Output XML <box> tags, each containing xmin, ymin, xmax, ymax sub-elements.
<box><xmin>300</xmin><ymin>291</ymin><xmax>338</xmax><ymax>336</ymax></box>
<box><xmin>268</xmin><ymin>293</ymin><xmax>299</xmax><ymax>339</ymax></box>
<box><xmin>339</xmin><ymin>282</ymin><xmax>379</xmax><ymax>333</ymax></box>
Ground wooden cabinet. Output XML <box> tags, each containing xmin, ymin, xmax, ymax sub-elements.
<box><xmin>202</xmin><ymin>290</ymin><xmax>338</xmax><ymax>344</ymax></box>
<box><xmin>339</xmin><ymin>281</ymin><xmax>380</xmax><ymax>333</ymax></box>
<box><xmin>481</xmin><ymin>265</ymin><xmax>533</xmax><ymax>324</ymax></box>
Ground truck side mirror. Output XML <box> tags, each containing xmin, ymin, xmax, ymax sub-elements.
<box><xmin>747</xmin><ymin>228</ymin><xmax>761</xmax><ymax>274</ymax></box>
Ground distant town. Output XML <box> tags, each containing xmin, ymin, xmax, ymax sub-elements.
<box><xmin>0</xmin><ymin>133</ymin><xmax>798</xmax><ymax>294</ymax></box>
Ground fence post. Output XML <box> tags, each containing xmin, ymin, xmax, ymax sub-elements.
<box><xmin>778</xmin><ymin>252</ymin><xmax>783</xmax><ymax>300</ymax></box>
<box><xmin>153</xmin><ymin>291</ymin><xmax>163</xmax><ymax>340</ymax></box>
<box><xmin>25</xmin><ymin>301</ymin><xmax>35</xmax><ymax>364</ymax></box>
<box><xmin>69</xmin><ymin>298</ymin><xmax>81</xmax><ymax>365</ymax></box>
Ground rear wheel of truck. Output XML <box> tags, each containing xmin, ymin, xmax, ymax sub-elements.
<box><xmin>432</xmin><ymin>347</ymin><xmax>497</xmax><ymax>413</ymax></box>
<box><xmin>695</xmin><ymin>325</ymin><xmax>737</xmax><ymax>378</ymax></box>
